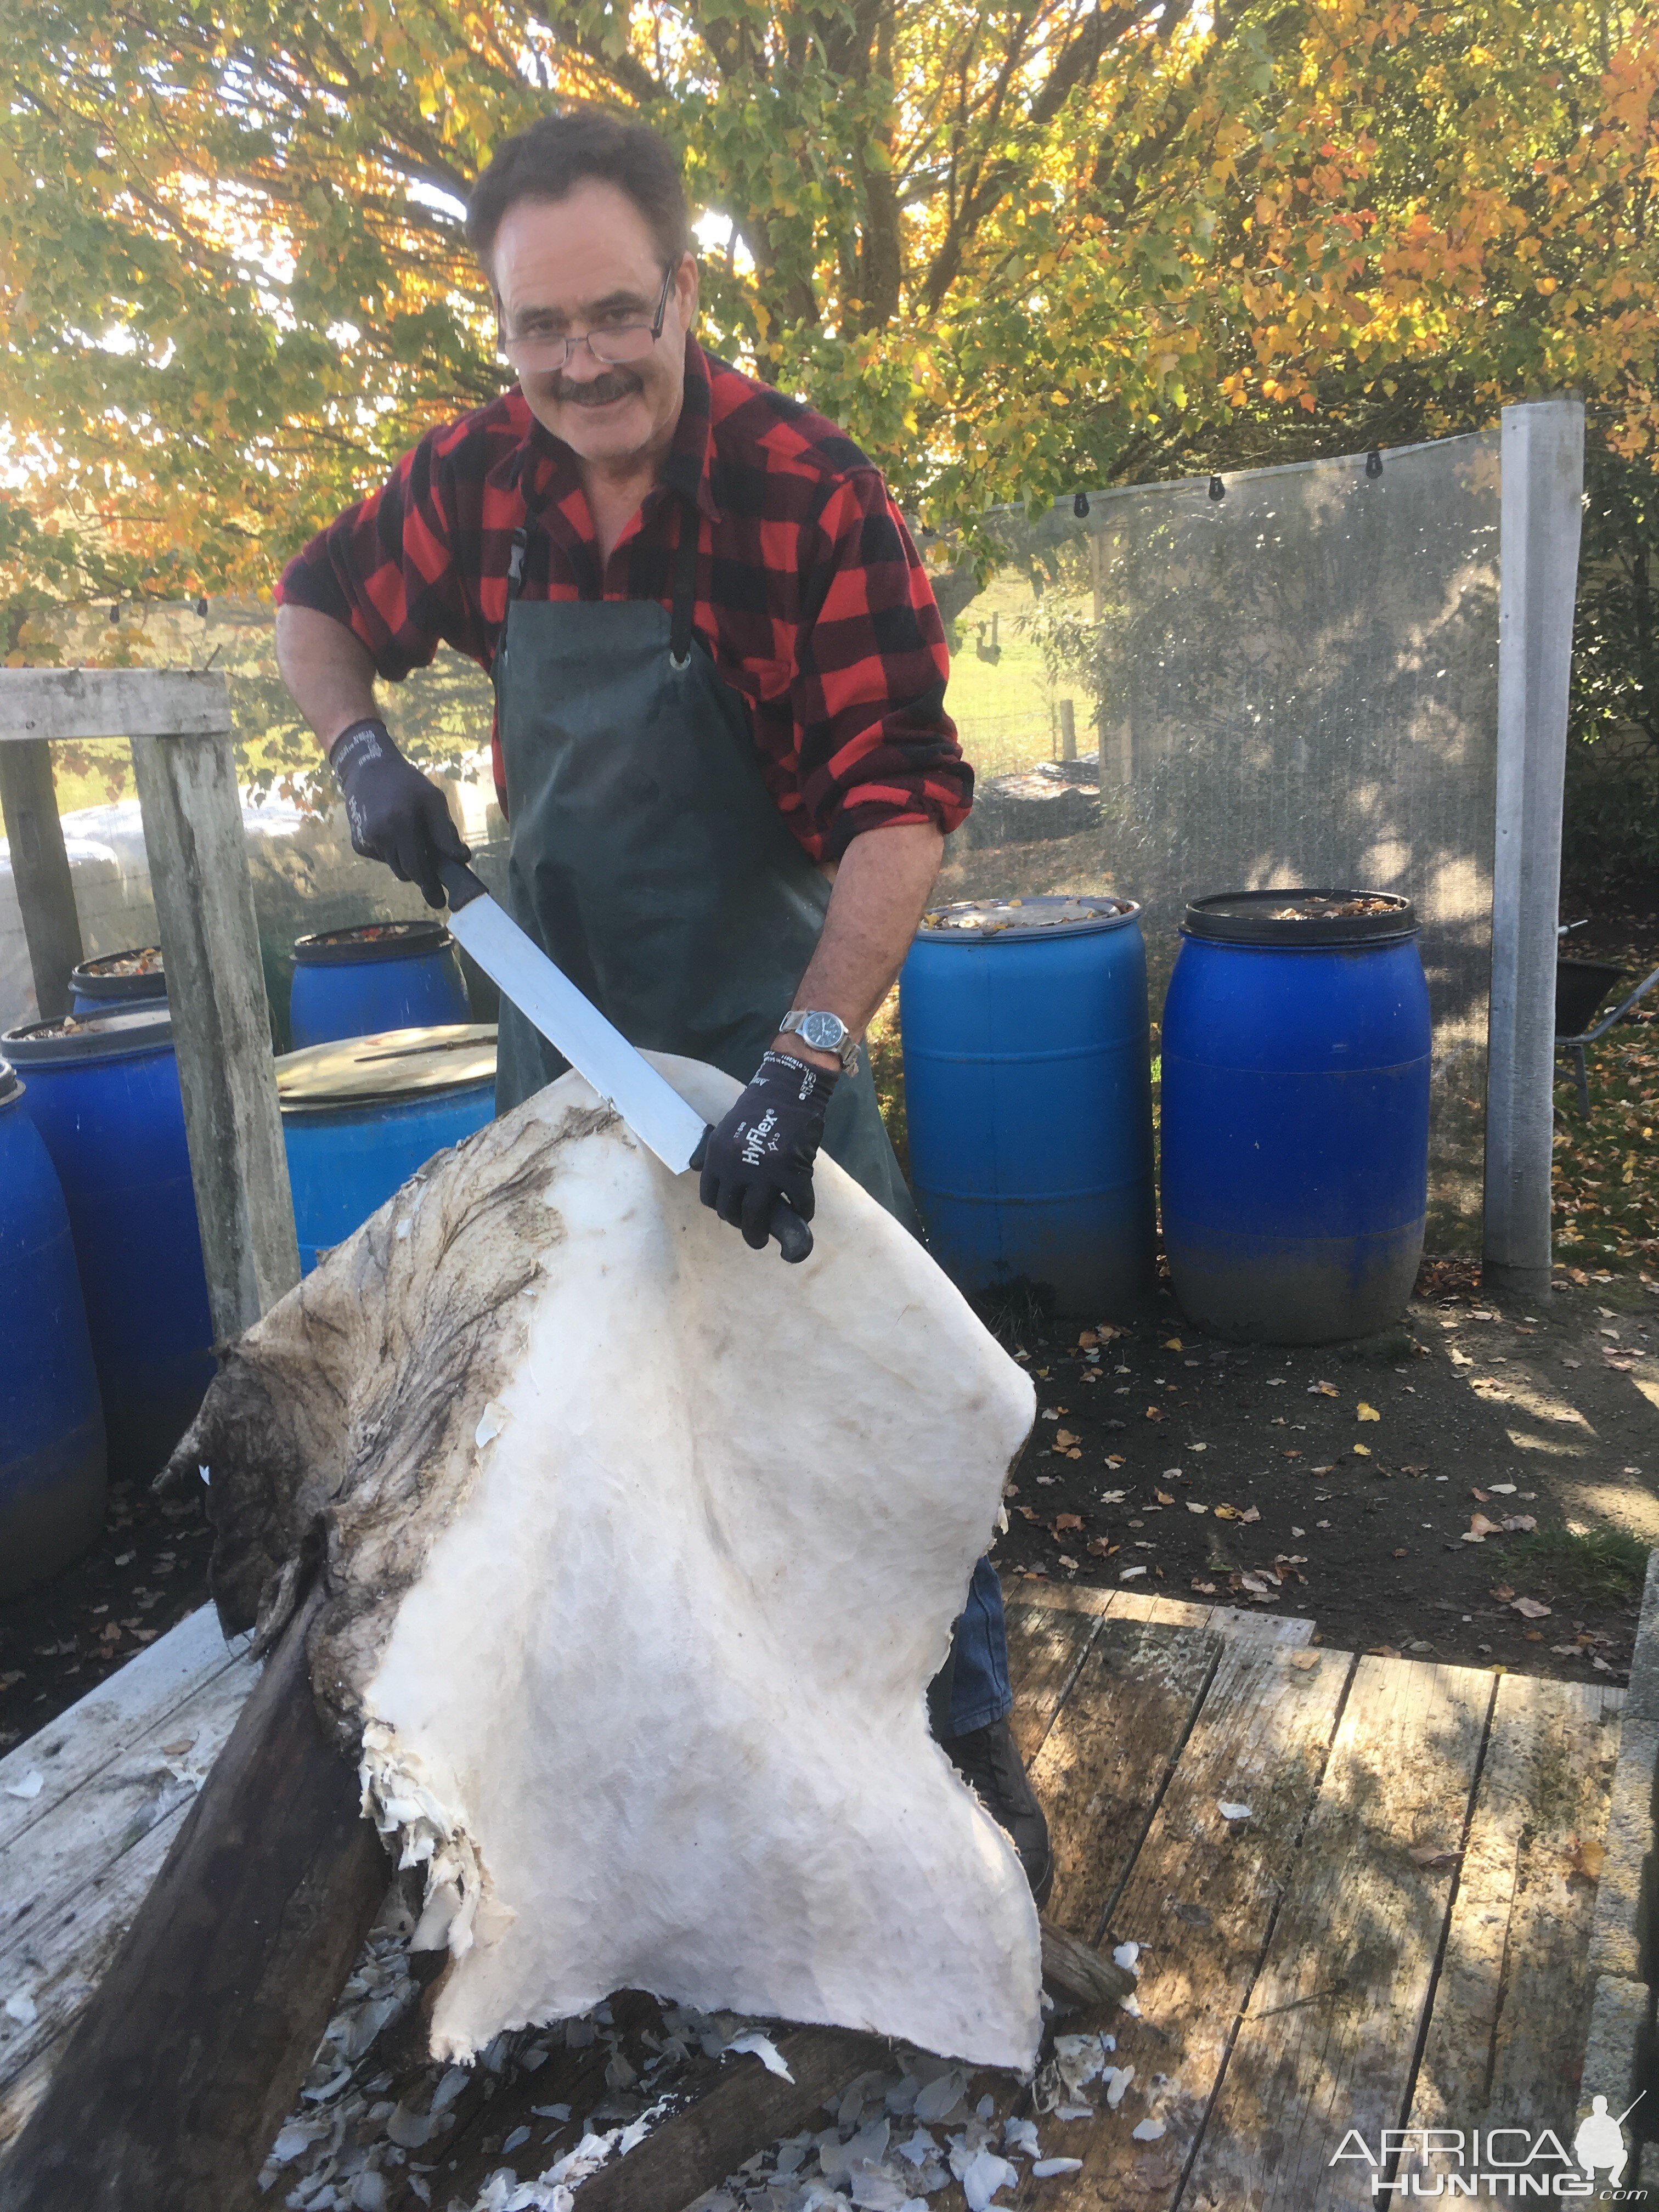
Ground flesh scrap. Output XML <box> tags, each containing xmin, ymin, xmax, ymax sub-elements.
<box><xmin>172</xmin><ymin>1055</ymin><xmax>1042</xmax><ymax>2073</ymax></box>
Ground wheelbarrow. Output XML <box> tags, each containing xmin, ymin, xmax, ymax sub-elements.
<box><xmin>1556</xmin><ymin>939</ymin><xmax>1659</xmax><ymax>1118</ymax></box>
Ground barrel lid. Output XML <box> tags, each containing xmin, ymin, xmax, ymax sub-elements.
<box><xmin>0</xmin><ymin>1057</ymin><xmax>16</xmax><ymax>1106</ymax></box>
<box><xmin>294</xmin><ymin>919</ymin><xmax>454</xmax><ymax>967</ymax></box>
<box><xmin>1181</xmin><ymin>889</ymin><xmax>1418</xmax><ymax>946</ymax></box>
<box><xmin>3</xmin><ymin>1006</ymin><xmax>175</xmax><ymax>1061</ymax></box>
<box><xmin>276</xmin><ymin>1023</ymin><xmax>497</xmax><ymax>1112</ymax></box>
<box><xmin>919</xmin><ymin>894</ymin><xmax>1140</xmax><ymax>941</ymax></box>
<box><xmin>70</xmin><ymin>945</ymin><xmax>167</xmax><ymax>1000</ymax></box>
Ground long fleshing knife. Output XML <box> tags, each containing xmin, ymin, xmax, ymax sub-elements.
<box><xmin>438</xmin><ymin>859</ymin><xmax>812</xmax><ymax>1261</ymax></box>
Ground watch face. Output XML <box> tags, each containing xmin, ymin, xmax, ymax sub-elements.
<box><xmin>800</xmin><ymin>1011</ymin><xmax>846</xmax><ymax>1051</ymax></box>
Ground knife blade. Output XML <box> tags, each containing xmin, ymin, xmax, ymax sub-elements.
<box><xmin>439</xmin><ymin>859</ymin><xmax>812</xmax><ymax>1261</ymax></box>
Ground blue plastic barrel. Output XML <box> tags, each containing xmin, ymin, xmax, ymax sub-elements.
<box><xmin>279</xmin><ymin>1024</ymin><xmax>497</xmax><ymax>1272</ymax></box>
<box><xmin>1160</xmin><ymin>889</ymin><xmax>1431</xmax><ymax>1344</ymax></box>
<box><xmin>70</xmin><ymin>944</ymin><xmax>167</xmax><ymax>1016</ymax></box>
<box><xmin>899</xmin><ymin>896</ymin><xmax>1156</xmax><ymax>1316</ymax></box>
<box><xmin>0</xmin><ymin>1058</ymin><xmax>107</xmax><ymax>1593</ymax></box>
<box><xmin>3</xmin><ymin>1007</ymin><xmax>215</xmax><ymax>1481</ymax></box>
<box><xmin>290</xmin><ymin>921</ymin><xmax>469</xmax><ymax>1048</ymax></box>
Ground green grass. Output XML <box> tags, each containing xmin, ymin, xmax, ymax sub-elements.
<box><xmin>1503</xmin><ymin>1526</ymin><xmax>1650</xmax><ymax>1606</ymax></box>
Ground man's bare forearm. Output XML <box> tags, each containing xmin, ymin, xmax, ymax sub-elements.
<box><xmin>772</xmin><ymin>820</ymin><xmax>944</xmax><ymax>1071</ymax></box>
<box><xmin>275</xmin><ymin>604</ymin><xmax>381</xmax><ymax>755</ymax></box>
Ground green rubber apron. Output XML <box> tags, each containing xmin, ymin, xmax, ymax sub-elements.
<box><xmin>491</xmin><ymin>498</ymin><xmax>917</xmax><ymax>1232</ymax></box>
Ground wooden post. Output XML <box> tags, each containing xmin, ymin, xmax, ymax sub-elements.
<box><xmin>1059</xmin><ymin>697</ymin><xmax>1078</xmax><ymax>763</ymax></box>
<box><xmin>0</xmin><ymin>739</ymin><xmax>83</xmax><ymax>1021</ymax></box>
<box><xmin>1483</xmin><ymin>399</ymin><xmax>1585</xmax><ymax>1302</ymax></box>
<box><xmin>131</xmin><ymin>727</ymin><xmax>300</xmax><ymax>1337</ymax></box>
<box><xmin>0</xmin><ymin>670</ymin><xmax>300</xmax><ymax>1338</ymax></box>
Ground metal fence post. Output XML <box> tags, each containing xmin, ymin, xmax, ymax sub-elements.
<box><xmin>1482</xmin><ymin>397</ymin><xmax>1585</xmax><ymax>1301</ymax></box>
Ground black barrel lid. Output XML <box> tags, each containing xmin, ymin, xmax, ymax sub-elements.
<box><xmin>1182</xmin><ymin>888</ymin><xmax>1418</xmax><ymax>946</ymax></box>
<box><xmin>0</xmin><ymin>1057</ymin><xmax>17</xmax><ymax>1106</ymax></box>
<box><xmin>919</xmin><ymin>894</ymin><xmax>1140</xmax><ymax>941</ymax></box>
<box><xmin>276</xmin><ymin>1024</ymin><xmax>497</xmax><ymax>1113</ymax></box>
<box><xmin>3</xmin><ymin>1006</ymin><xmax>174</xmax><ymax>1061</ymax></box>
<box><xmin>294</xmin><ymin>919</ymin><xmax>454</xmax><ymax>966</ymax></box>
<box><xmin>70</xmin><ymin>945</ymin><xmax>167</xmax><ymax>1001</ymax></box>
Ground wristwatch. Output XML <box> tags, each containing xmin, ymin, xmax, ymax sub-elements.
<box><xmin>778</xmin><ymin>1008</ymin><xmax>861</xmax><ymax>1071</ymax></box>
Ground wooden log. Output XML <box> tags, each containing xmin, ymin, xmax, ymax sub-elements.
<box><xmin>0</xmin><ymin>738</ymin><xmax>83</xmax><ymax>1022</ymax></box>
<box><xmin>0</xmin><ymin>1585</ymin><xmax>388</xmax><ymax>2212</ymax></box>
<box><xmin>575</xmin><ymin>2025</ymin><xmax>891</xmax><ymax>2212</ymax></box>
<box><xmin>130</xmin><ymin>725</ymin><xmax>300</xmax><ymax>1338</ymax></box>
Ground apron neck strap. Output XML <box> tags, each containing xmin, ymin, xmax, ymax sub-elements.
<box><xmin>669</xmin><ymin>494</ymin><xmax>699</xmax><ymax>669</ymax></box>
<box><xmin>503</xmin><ymin>498</ymin><xmax>698</xmax><ymax>662</ymax></box>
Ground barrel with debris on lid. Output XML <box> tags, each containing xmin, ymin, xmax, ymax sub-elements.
<box><xmin>289</xmin><ymin>919</ymin><xmax>471</xmax><ymax>1048</ymax></box>
<box><xmin>0</xmin><ymin>1055</ymin><xmax>108</xmax><ymax>1591</ymax></box>
<box><xmin>70</xmin><ymin>944</ymin><xmax>167</xmax><ymax>1015</ymax></box>
<box><xmin>2</xmin><ymin>1006</ymin><xmax>215</xmax><ymax>1482</ymax></box>
<box><xmin>278</xmin><ymin>1024</ymin><xmax>498</xmax><ymax>1273</ymax></box>
<box><xmin>899</xmin><ymin>895</ymin><xmax>1156</xmax><ymax>1316</ymax></box>
<box><xmin>1160</xmin><ymin>889</ymin><xmax>1431</xmax><ymax>1344</ymax></box>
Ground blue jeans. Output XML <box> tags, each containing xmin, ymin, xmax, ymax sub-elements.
<box><xmin>930</xmin><ymin>1557</ymin><xmax>1013</xmax><ymax>1738</ymax></box>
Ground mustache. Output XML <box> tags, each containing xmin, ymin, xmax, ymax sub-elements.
<box><xmin>548</xmin><ymin>371</ymin><xmax>642</xmax><ymax>407</ymax></box>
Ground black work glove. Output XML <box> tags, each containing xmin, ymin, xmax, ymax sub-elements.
<box><xmin>695</xmin><ymin>1050</ymin><xmax>837</xmax><ymax>1255</ymax></box>
<box><xmin>330</xmin><ymin>718</ymin><xmax>470</xmax><ymax>909</ymax></box>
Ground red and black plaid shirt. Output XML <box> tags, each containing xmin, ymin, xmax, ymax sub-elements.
<box><xmin>276</xmin><ymin>338</ymin><xmax>972</xmax><ymax>859</ymax></box>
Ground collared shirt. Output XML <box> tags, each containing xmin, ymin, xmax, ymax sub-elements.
<box><xmin>276</xmin><ymin>338</ymin><xmax>972</xmax><ymax>858</ymax></box>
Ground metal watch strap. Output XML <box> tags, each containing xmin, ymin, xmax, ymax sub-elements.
<box><xmin>779</xmin><ymin>1009</ymin><xmax>859</xmax><ymax>1070</ymax></box>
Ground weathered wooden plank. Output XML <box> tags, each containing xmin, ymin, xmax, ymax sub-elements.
<box><xmin>1006</xmin><ymin>1579</ymin><xmax>1314</xmax><ymax>1647</ymax></box>
<box><xmin>1</xmin><ymin>1653</ymin><xmax>254</xmax><ymax>1973</ymax></box>
<box><xmin>1181</xmin><ymin>1656</ymin><xmax>1495</xmax><ymax>2211</ymax></box>
<box><xmin>1399</xmin><ymin>1675</ymin><xmax>1624</xmax><ymax>2197</ymax></box>
<box><xmin>0</xmin><ymin>1587</ymin><xmax>387</xmax><ymax>2212</ymax></box>
<box><xmin>0</xmin><ymin>1606</ymin><xmax>240</xmax><ymax>1852</ymax></box>
<box><xmin>0</xmin><ymin>739</ymin><xmax>83</xmax><ymax>1021</ymax></box>
<box><xmin>131</xmin><ymin>729</ymin><xmax>300</xmax><ymax>1337</ymax></box>
<box><xmin>0</xmin><ymin>669</ymin><xmax>233</xmax><ymax>743</ymax></box>
<box><xmin>1015</xmin><ymin>1640</ymin><xmax>1355</xmax><ymax>2210</ymax></box>
<box><xmin>1004</xmin><ymin>1598</ymin><xmax>1104</xmax><ymax>1764</ymax></box>
<box><xmin>1028</xmin><ymin>1617</ymin><xmax>1221</xmax><ymax>1943</ymax></box>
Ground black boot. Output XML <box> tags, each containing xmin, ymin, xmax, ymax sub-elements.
<box><xmin>940</xmin><ymin>1718</ymin><xmax>1054</xmax><ymax>1908</ymax></box>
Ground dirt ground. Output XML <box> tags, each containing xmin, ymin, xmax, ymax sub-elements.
<box><xmin>989</xmin><ymin>1265</ymin><xmax>1658</xmax><ymax>1675</ymax></box>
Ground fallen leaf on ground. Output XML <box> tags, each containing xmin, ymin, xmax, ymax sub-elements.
<box><xmin>1402</xmin><ymin>1463</ymin><xmax>1430</xmax><ymax>1475</ymax></box>
<box><xmin>1357</xmin><ymin>1403</ymin><xmax>1381</xmax><ymax>1422</ymax></box>
<box><xmin>1393</xmin><ymin>1548</ymin><xmax>1408</xmax><ymax>1559</ymax></box>
<box><xmin>1239</xmin><ymin>1505</ymin><xmax>1261</xmax><ymax>1523</ymax></box>
<box><xmin>1087</xmin><ymin>1537</ymin><xmax>1119</xmax><ymax>1558</ymax></box>
<box><xmin>1352</xmin><ymin>1444</ymin><xmax>1372</xmax><ymax>1457</ymax></box>
<box><xmin>1311</xmin><ymin>1464</ymin><xmax>1336</xmax><ymax>1476</ymax></box>
<box><xmin>1213</xmin><ymin>1503</ymin><xmax>1242</xmax><ymax>1521</ymax></box>
<box><xmin>1187</xmin><ymin>1500</ymin><xmax>1209</xmax><ymax>1514</ymax></box>
<box><xmin>1190</xmin><ymin>1578</ymin><xmax>1217</xmax><ymax>1594</ymax></box>
<box><xmin>1408</xmin><ymin>1846</ymin><xmax>1462</xmax><ymax>1870</ymax></box>
<box><xmin>1101</xmin><ymin>1488</ymin><xmax>1127</xmax><ymax>1504</ymax></box>
<box><xmin>1463</xmin><ymin>1514</ymin><xmax>1503</xmax><ymax>1543</ymax></box>
<box><xmin>1309</xmin><ymin>1381</ymin><xmax>1339</xmax><ymax>1397</ymax></box>
<box><xmin>1491</xmin><ymin>1583</ymin><xmax>1516</xmax><ymax>1602</ymax></box>
<box><xmin>1367</xmin><ymin>1645</ymin><xmax>1403</xmax><ymax>1658</ymax></box>
<box><xmin>1512</xmin><ymin>1595</ymin><xmax>1552</xmax><ymax>1619</ymax></box>
<box><xmin>1104</xmin><ymin>1455</ymin><xmax>1125</xmax><ymax>1469</ymax></box>
<box><xmin>1163</xmin><ymin>1338</ymin><xmax>1183</xmax><ymax>1351</ymax></box>
<box><xmin>1500</xmin><ymin>1515</ymin><xmax>1537</xmax><ymax>1533</ymax></box>
<box><xmin>1053</xmin><ymin>1513</ymin><xmax>1083</xmax><ymax>1532</ymax></box>
<box><xmin>1155</xmin><ymin>1488</ymin><xmax>1175</xmax><ymax>1506</ymax></box>
<box><xmin>1290</xmin><ymin>1651</ymin><xmax>1321</xmax><ymax>1671</ymax></box>
<box><xmin>1054</xmin><ymin>1429</ymin><xmax>1080</xmax><ymax>1449</ymax></box>
<box><xmin>1488</xmin><ymin>1483</ymin><xmax>1517</xmax><ymax>1495</ymax></box>
<box><xmin>1470</xmin><ymin>1487</ymin><xmax>1491</xmax><ymax>1503</ymax></box>
<box><xmin>1145</xmin><ymin>1407</ymin><xmax>1164</xmax><ymax>1421</ymax></box>
<box><xmin>1571</xmin><ymin>1838</ymin><xmax>1606</xmax><ymax>1880</ymax></box>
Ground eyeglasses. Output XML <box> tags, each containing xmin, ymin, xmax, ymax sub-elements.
<box><xmin>498</xmin><ymin>262</ymin><xmax>677</xmax><ymax>371</ymax></box>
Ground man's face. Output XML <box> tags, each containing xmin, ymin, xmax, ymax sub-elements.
<box><xmin>492</xmin><ymin>181</ymin><xmax>697</xmax><ymax>476</ymax></box>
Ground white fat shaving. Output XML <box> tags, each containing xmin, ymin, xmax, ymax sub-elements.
<box><xmin>358</xmin><ymin>1720</ymin><xmax>507</xmax><ymax>1967</ymax></box>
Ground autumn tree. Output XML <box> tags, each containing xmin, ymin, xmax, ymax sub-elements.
<box><xmin>0</xmin><ymin>0</ymin><xmax>1654</xmax><ymax>637</ymax></box>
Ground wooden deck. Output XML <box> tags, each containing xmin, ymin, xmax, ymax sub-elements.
<box><xmin>0</xmin><ymin>1579</ymin><xmax>1647</xmax><ymax>2205</ymax></box>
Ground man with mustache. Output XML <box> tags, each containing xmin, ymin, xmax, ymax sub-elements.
<box><xmin>274</xmin><ymin>108</ymin><xmax>1048</xmax><ymax>1903</ymax></box>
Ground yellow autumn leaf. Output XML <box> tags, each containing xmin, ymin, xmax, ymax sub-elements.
<box><xmin>1357</xmin><ymin>1402</ymin><xmax>1381</xmax><ymax>1421</ymax></box>
<box><xmin>1163</xmin><ymin>1337</ymin><xmax>1183</xmax><ymax>1350</ymax></box>
<box><xmin>1353</xmin><ymin>1443</ymin><xmax>1372</xmax><ymax>1457</ymax></box>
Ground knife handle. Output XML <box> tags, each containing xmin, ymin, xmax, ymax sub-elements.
<box><xmin>769</xmin><ymin>1199</ymin><xmax>814</xmax><ymax>1265</ymax></box>
<box><xmin>438</xmin><ymin>856</ymin><xmax>489</xmax><ymax>913</ymax></box>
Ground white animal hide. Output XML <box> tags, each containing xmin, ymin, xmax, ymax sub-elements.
<box><xmin>174</xmin><ymin>1056</ymin><xmax>1040</xmax><ymax>2073</ymax></box>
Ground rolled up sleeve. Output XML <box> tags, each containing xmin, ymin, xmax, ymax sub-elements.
<box><xmin>791</xmin><ymin>473</ymin><xmax>973</xmax><ymax>860</ymax></box>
